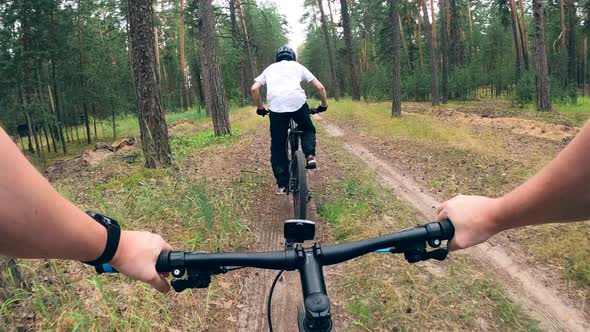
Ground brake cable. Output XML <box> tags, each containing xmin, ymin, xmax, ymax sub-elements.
<box><xmin>267</xmin><ymin>269</ymin><xmax>284</xmax><ymax>332</ymax></box>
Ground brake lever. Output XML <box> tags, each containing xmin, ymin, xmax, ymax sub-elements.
<box><xmin>170</xmin><ymin>266</ymin><xmax>231</xmax><ymax>292</ymax></box>
<box><xmin>404</xmin><ymin>248</ymin><xmax>449</xmax><ymax>263</ymax></box>
<box><xmin>171</xmin><ymin>273</ymin><xmax>212</xmax><ymax>292</ymax></box>
<box><xmin>388</xmin><ymin>238</ymin><xmax>450</xmax><ymax>263</ymax></box>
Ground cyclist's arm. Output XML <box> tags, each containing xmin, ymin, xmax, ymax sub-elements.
<box><xmin>310</xmin><ymin>79</ymin><xmax>328</xmax><ymax>107</ymax></box>
<box><xmin>309</xmin><ymin>78</ymin><xmax>328</xmax><ymax>106</ymax></box>
<box><xmin>0</xmin><ymin>127</ymin><xmax>172</xmax><ymax>292</ymax></box>
<box><xmin>251</xmin><ymin>81</ymin><xmax>264</xmax><ymax>109</ymax></box>
<box><xmin>437</xmin><ymin>120</ymin><xmax>590</xmax><ymax>250</ymax></box>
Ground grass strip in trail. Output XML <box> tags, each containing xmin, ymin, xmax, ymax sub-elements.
<box><xmin>323</xmin><ymin>99</ymin><xmax>590</xmax><ymax>302</ymax></box>
<box><xmin>1</xmin><ymin>110</ymin><xmax>263</xmax><ymax>331</ymax></box>
<box><xmin>314</xmin><ymin>136</ymin><xmax>539</xmax><ymax>331</ymax></box>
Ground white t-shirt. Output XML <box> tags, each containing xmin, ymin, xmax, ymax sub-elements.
<box><xmin>254</xmin><ymin>61</ymin><xmax>317</xmax><ymax>113</ymax></box>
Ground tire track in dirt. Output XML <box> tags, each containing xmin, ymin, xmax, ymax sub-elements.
<box><xmin>235</xmin><ymin>132</ymin><xmax>322</xmax><ymax>331</ymax></box>
<box><xmin>316</xmin><ymin>115</ymin><xmax>589</xmax><ymax>332</ymax></box>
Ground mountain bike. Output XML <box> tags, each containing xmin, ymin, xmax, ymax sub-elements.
<box><xmin>96</xmin><ymin>218</ymin><xmax>454</xmax><ymax>331</ymax></box>
<box><xmin>260</xmin><ymin>107</ymin><xmax>326</xmax><ymax>219</ymax></box>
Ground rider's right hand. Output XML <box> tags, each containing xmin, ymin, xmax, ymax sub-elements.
<box><xmin>109</xmin><ymin>231</ymin><xmax>173</xmax><ymax>293</ymax></box>
<box><xmin>436</xmin><ymin>195</ymin><xmax>503</xmax><ymax>251</ymax></box>
<box><xmin>256</xmin><ymin>108</ymin><xmax>268</xmax><ymax>117</ymax></box>
<box><xmin>316</xmin><ymin>105</ymin><xmax>328</xmax><ymax>113</ymax></box>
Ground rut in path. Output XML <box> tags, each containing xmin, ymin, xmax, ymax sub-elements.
<box><xmin>236</xmin><ymin>192</ymin><xmax>300</xmax><ymax>332</ymax></box>
<box><xmin>316</xmin><ymin>115</ymin><xmax>590</xmax><ymax>332</ymax></box>
<box><xmin>235</xmin><ymin>137</ymin><xmax>322</xmax><ymax>331</ymax></box>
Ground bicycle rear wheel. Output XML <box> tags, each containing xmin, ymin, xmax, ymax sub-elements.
<box><xmin>291</xmin><ymin>149</ymin><xmax>307</xmax><ymax>219</ymax></box>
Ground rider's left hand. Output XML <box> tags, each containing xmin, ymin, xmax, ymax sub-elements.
<box><xmin>109</xmin><ymin>231</ymin><xmax>174</xmax><ymax>293</ymax></box>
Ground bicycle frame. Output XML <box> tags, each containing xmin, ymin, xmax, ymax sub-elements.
<box><xmin>287</xmin><ymin>118</ymin><xmax>307</xmax><ymax>219</ymax></box>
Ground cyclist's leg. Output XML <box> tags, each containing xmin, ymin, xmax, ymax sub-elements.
<box><xmin>269</xmin><ymin>111</ymin><xmax>290</xmax><ymax>188</ymax></box>
<box><xmin>292</xmin><ymin>103</ymin><xmax>316</xmax><ymax>156</ymax></box>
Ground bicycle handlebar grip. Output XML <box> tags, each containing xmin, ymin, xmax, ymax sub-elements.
<box><xmin>439</xmin><ymin>218</ymin><xmax>455</xmax><ymax>240</ymax></box>
<box><xmin>156</xmin><ymin>251</ymin><xmax>171</xmax><ymax>272</ymax></box>
<box><xmin>94</xmin><ymin>251</ymin><xmax>172</xmax><ymax>274</ymax></box>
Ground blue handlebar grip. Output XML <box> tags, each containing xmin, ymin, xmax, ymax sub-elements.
<box><xmin>95</xmin><ymin>264</ymin><xmax>118</xmax><ymax>274</ymax></box>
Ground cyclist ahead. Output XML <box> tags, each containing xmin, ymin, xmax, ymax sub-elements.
<box><xmin>251</xmin><ymin>46</ymin><xmax>329</xmax><ymax>194</ymax></box>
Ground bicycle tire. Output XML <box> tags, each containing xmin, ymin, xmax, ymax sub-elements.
<box><xmin>292</xmin><ymin>150</ymin><xmax>307</xmax><ymax>219</ymax></box>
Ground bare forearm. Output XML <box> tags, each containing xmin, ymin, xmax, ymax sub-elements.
<box><xmin>251</xmin><ymin>88</ymin><xmax>264</xmax><ymax>109</ymax></box>
<box><xmin>494</xmin><ymin>121</ymin><xmax>590</xmax><ymax>230</ymax></box>
<box><xmin>317</xmin><ymin>86</ymin><xmax>328</xmax><ymax>106</ymax></box>
<box><xmin>0</xmin><ymin>128</ymin><xmax>106</xmax><ymax>261</ymax></box>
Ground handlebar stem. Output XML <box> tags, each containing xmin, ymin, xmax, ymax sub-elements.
<box><xmin>298</xmin><ymin>244</ymin><xmax>332</xmax><ymax>331</ymax></box>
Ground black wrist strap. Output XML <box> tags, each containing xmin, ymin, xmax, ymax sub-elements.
<box><xmin>83</xmin><ymin>212</ymin><xmax>121</xmax><ymax>266</ymax></box>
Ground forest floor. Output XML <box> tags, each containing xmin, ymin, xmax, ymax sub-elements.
<box><xmin>2</xmin><ymin>100</ymin><xmax>589</xmax><ymax>331</ymax></box>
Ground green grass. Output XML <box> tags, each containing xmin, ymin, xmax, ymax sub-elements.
<box><xmin>318</xmin><ymin>176</ymin><xmax>383</xmax><ymax>241</ymax></box>
<box><xmin>326</xmin><ymin>100</ymin><xmax>504</xmax><ymax>156</ymax></box>
<box><xmin>170</xmin><ymin>128</ymin><xmax>239</xmax><ymax>160</ymax></box>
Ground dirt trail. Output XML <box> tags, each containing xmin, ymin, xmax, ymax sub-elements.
<box><xmin>236</xmin><ymin>193</ymin><xmax>300</xmax><ymax>332</ymax></box>
<box><xmin>235</xmin><ymin>133</ymin><xmax>323</xmax><ymax>331</ymax></box>
<box><xmin>317</xmin><ymin>115</ymin><xmax>590</xmax><ymax>332</ymax></box>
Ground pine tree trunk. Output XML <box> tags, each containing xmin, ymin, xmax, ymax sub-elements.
<box><xmin>154</xmin><ymin>23</ymin><xmax>162</xmax><ymax>95</ymax></box>
<box><xmin>30</xmin><ymin>114</ymin><xmax>42</xmax><ymax>157</ymax></box>
<box><xmin>584</xmin><ymin>37</ymin><xmax>587</xmax><ymax>96</ymax></box>
<box><xmin>92</xmin><ymin>103</ymin><xmax>98</xmax><ymax>140</ymax></box>
<box><xmin>236</xmin><ymin>0</ymin><xmax>256</xmax><ymax>88</ymax></box>
<box><xmin>50</xmin><ymin>8</ymin><xmax>66</xmax><ymax>155</ymax></box>
<box><xmin>398</xmin><ymin>14</ymin><xmax>410</xmax><ymax>60</ymax></box>
<box><xmin>566</xmin><ymin>0</ymin><xmax>577</xmax><ymax>102</ymax></box>
<box><xmin>421</xmin><ymin>0</ymin><xmax>439</xmax><ymax>105</ymax></box>
<box><xmin>430</xmin><ymin>0</ymin><xmax>437</xmax><ymax>50</ymax></box>
<box><xmin>197</xmin><ymin>0</ymin><xmax>231</xmax><ymax>136</ymax></box>
<box><xmin>128</xmin><ymin>0</ymin><xmax>173</xmax><ymax>168</ymax></box>
<box><xmin>440</xmin><ymin>0</ymin><xmax>449</xmax><ymax>104</ymax></box>
<box><xmin>190</xmin><ymin>36</ymin><xmax>206</xmax><ymax>110</ymax></box>
<box><xmin>21</xmin><ymin>0</ymin><xmax>42</xmax><ymax>159</ymax></box>
<box><xmin>518</xmin><ymin>0</ymin><xmax>529</xmax><ymax>70</ymax></box>
<box><xmin>111</xmin><ymin>99</ymin><xmax>117</xmax><ymax>139</ymax></box>
<box><xmin>560</xmin><ymin>0</ymin><xmax>567</xmax><ymax>89</ymax></box>
<box><xmin>75</xmin><ymin>117</ymin><xmax>80</xmax><ymax>144</ymax></box>
<box><xmin>83</xmin><ymin>103</ymin><xmax>91</xmax><ymax>144</ymax></box>
<box><xmin>416</xmin><ymin>6</ymin><xmax>425</xmax><ymax>71</ymax></box>
<box><xmin>327</xmin><ymin>0</ymin><xmax>338</xmax><ymax>45</ymax></box>
<box><xmin>76</xmin><ymin>0</ymin><xmax>91</xmax><ymax>145</ymax></box>
<box><xmin>41</xmin><ymin>122</ymin><xmax>49</xmax><ymax>153</ymax></box>
<box><xmin>389</xmin><ymin>0</ymin><xmax>402</xmax><ymax>116</ymax></box>
<box><xmin>340</xmin><ymin>0</ymin><xmax>360</xmax><ymax>100</ymax></box>
<box><xmin>533</xmin><ymin>0</ymin><xmax>551</xmax><ymax>111</ymax></box>
<box><xmin>317</xmin><ymin>0</ymin><xmax>341</xmax><ymax>100</ymax></box>
<box><xmin>509</xmin><ymin>0</ymin><xmax>523</xmax><ymax>80</ymax></box>
<box><xmin>179</xmin><ymin>0</ymin><xmax>190</xmax><ymax>110</ymax></box>
<box><xmin>466</xmin><ymin>1</ymin><xmax>473</xmax><ymax>34</ymax></box>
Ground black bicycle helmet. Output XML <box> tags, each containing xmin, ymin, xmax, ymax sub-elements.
<box><xmin>276</xmin><ymin>46</ymin><xmax>296</xmax><ymax>62</ymax></box>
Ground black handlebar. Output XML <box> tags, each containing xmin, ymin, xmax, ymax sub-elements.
<box><xmin>256</xmin><ymin>106</ymin><xmax>326</xmax><ymax>117</ymax></box>
<box><xmin>154</xmin><ymin>219</ymin><xmax>454</xmax><ymax>273</ymax></box>
<box><xmin>96</xmin><ymin>219</ymin><xmax>454</xmax><ymax>332</ymax></box>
